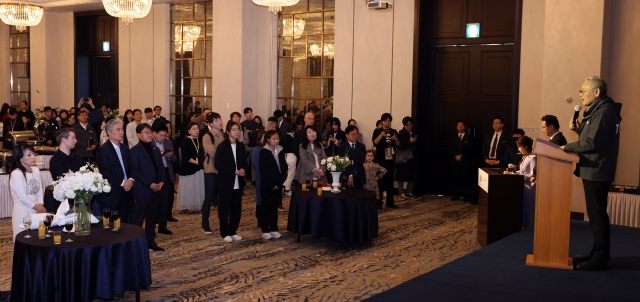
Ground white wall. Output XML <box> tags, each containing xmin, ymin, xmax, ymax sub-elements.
<box><xmin>119</xmin><ymin>4</ymin><xmax>170</xmax><ymax>113</ymax></box>
<box><xmin>335</xmin><ymin>0</ymin><xmax>415</xmax><ymax>147</ymax></box>
<box><xmin>29</xmin><ymin>11</ymin><xmax>75</xmax><ymax>109</ymax></box>
<box><xmin>211</xmin><ymin>0</ymin><xmax>275</xmax><ymax>122</ymax></box>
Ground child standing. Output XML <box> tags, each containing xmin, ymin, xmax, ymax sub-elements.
<box><xmin>363</xmin><ymin>150</ymin><xmax>387</xmax><ymax>202</ymax></box>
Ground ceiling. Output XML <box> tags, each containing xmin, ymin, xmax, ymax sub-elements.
<box><xmin>20</xmin><ymin>0</ymin><xmax>184</xmax><ymax>13</ymax></box>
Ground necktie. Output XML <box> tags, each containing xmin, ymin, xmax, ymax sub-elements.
<box><xmin>489</xmin><ymin>134</ymin><xmax>498</xmax><ymax>159</ymax></box>
<box><xmin>114</xmin><ymin>144</ymin><xmax>128</xmax><ymax>179</ymax></box>
<box><xmin>459</xmin><ymin>134</ymin><xmax>463</xmax><ymax>141</ymax></box>
<box><xmin>351</xmin><ymin>143</ymin><xmax>355</xmax><ymax>151</ymax></box>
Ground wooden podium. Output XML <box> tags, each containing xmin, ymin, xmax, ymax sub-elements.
<box><xmin>477</xmin><ymin>168</ymin><xmax>524</xmax><ymax>246</ymax></box>
<box><xmin>526</xmin><ymin>138</ymin><xmax>579</xmax><ymax>270</ymax></box>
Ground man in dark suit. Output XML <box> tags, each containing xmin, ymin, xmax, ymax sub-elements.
<box><xmin>152</xmin><ymin>122</ymin><xmax>177</xmax><ymax>235</ymax></box>
<box><xmin>162</xmin><ymin>119</ymin><xmax>179</xmax><ymax>222</ymax></box>
<box><xmin>130</xmin><ymin>123</ymin><xmax>165</xmax><ymax>252</ymax></box>
<box><xmin>481</xmin><ymin>116</ymin><xmax>510</xmax><ymax>168</ymax></box>
<box><xmin>541</xmin><ymin>115</ymin><xmax>567</xmax><ymax>146</ymax></box>
<box><xmin>50</xmin><ymin>128</ymin><xmax>86</xmax><ymax>181</ymax></box>
<box><xmin>153</xmin><ymin>106</ymin><xmax>167</xmax><ymax>121</ymax></box>
<box><xmin>339</xmin><ymin>125</ymin><xmax>366</xmax><ymax>188</ymax></box>
<box><xmin>73</xmin><ymin>109</ymin><xmax>98</xmax><ymax>164</ymax></box>
<box><xmin>41</xmin><ymin>106</ymin><xmax>59</xmax><ymax>146</ymax></box>
<box><xmin>274</xmin><ymin>109</ymin><xmax>291</xmax><ymax>138</ymax></box>
<box><xmin>449</xmin><ymin>121</ymin><xmax>474</xmax><ymax>201</ymax></box>
<box><xmin>95</xmin><ymin>119</ymin><xmax>134</xmax><ymax>223</ymax></box>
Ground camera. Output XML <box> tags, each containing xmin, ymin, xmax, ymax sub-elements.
<box><xmin>385</xmin><ymin>130</ymin><xmax>391</xmax><ymax>144</ymax></box>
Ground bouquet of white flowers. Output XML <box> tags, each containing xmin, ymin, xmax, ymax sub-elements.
<box><xmin>51</xmin><ymin>163</ymin><xmax>111</xmax><ymax>236</ymax></box>
<box><xmin>320</xmin><ymin>155</ymin><xmax>351</xmax><ymax>172</ymax></box>
<box><xmin>35</xmin><ymin>105</ymin><xmax>64</xmax><ymax>119</ymax></box>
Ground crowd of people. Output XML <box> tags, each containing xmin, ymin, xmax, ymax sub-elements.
<box><xmin>5</xmin><ymin>100</ymin><xmax>418</xmax><ymax>249</ymax></box>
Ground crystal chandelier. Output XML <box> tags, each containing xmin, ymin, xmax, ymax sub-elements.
<box><xmin>0</xmin><ymin>3</ymin><xmax>44</xmax><ymax>32</ymax></box>
<box><xmin>174</xmin><ymin>25</ymin><xmax>201</xmax><ymax>54</ymax></box>
<box><xmin>309</xmin><ymin>43</ymin><xmax>335</xmax><ymax>59</ymax></box>
<box><xmin>102</xmin><ymin>0</ymin><xmax>152</xmax><ymax>25</ymax></box>
<box><xmin>252</xmin><ymin>0</ymin><xmax>300</xmax><ymax>14</ymax></box>
<box><xmin>282</xmin><ymin>17</ymin><xmax>304</xmax><ymax>38</ymax></box>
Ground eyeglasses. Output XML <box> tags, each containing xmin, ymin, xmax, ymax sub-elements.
<box><xmin>140</xmin><ymin>131</ymin><xmax>153</xmax><ymax>135</ymax></box>
<box><xmin>579</xmin><ymin>88</ymin><xmax>594</xmax><ymax>95</ymax></box>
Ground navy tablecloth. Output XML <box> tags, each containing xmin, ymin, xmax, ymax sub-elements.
<box><xmin>11</xmin><ymin>223</ymin><xmax>151</xmax><ymax>302</ymax></box>
<box><xmin>287</xmin><ymin>188</ymin><xmax>378</xmax><ymax>243</ymax></box>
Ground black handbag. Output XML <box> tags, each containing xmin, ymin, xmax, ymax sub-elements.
<box><xmin>395</xmin><ymin>146</ymin><xmax>413</xmax><ymax>164</ymax></box>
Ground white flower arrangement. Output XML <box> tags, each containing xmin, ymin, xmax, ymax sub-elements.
<box><xmin>321</xmin><ymin>155</ymin><xmax>351</xmax><ymax>172</ymax></box>
<box><xmin>52</xmin><ymin>163</ymin><xmax>111</xmax><ymax>202</ymax></box>
<box><xmin>35</xmin><ymin>105</ymin><xmax>64</xmax><ymax>119</ymax></box>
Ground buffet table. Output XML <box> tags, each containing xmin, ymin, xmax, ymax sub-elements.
<box><xmin>287</xmin><ymin>188</ymin><xmax>378</xmax><ymax>243</ymax></box>
<box><xmin>584</xmin><ymin>187</ymin><xmax>640</xmax><ymax>228</ymax></box>
<box><xmin>12</xmin><ymin>223</ymin><xmax>151</xmax><ymax>301</ymax></box>
<box><xmin>35</xmin><ymin>154</ymin><xmax>53</xmax><ymax>169</ymax></box>
<box><xmin>0</xmin><ymin>170</ymin><xmax>53</xmax><ymax>218</ymax></box>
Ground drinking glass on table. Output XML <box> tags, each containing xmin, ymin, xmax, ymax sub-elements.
<box><xmin>111</xmin><ymin>210</ymin><xmax>120</xmax><ymax>231</ymax></box>
<box><xmin>305</xmin><ymin>177</ymin><xmax>311</xmax><ymax>190</ymax></box>
<box><xmin>23</xmin><ymin>216</ymin><xmax>32</xmax><ymax>238</ymax></box>
<box><xmin>53</xmin><ymin>231</ymin><xmax>62</xmax><ymax>245</ymax></box>
<box><xmin>102</xmin><ymin>208</ymin><xmax>111</xmax><ymax>228</ymax></box>
<box><xmin>64</xmin><ymin>221</ymin><xmax>74</xmax><ymax>242</ymax></box>
<box><xmin>43</xmin><ymin>214</ymin><xmax>53</xmax><ymax>237</ymax></box>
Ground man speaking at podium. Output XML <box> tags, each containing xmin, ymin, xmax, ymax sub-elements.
<box><xmin>561</xmin><ymin>76</ymin><xmax>622</xmax><ymax>271</ymax></box>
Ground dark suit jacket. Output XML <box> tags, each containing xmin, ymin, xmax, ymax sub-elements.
<box><xmin>259</xmin><ymin>147</ymin><xmax>287</xmax><ymax>191</ymax></box>
<box><xmin>449</xmin><ymin>133</ymin><xmax>473</xmax><ymax>164</ymax></box>
<box><xmin>73</xmin><ymin>123</ymin><xmax>98</xmax><ymax>158</ymax></box>
<box><xmin>481</xmin><ymin>131</ymin><xmax>510</xmax><ymax>164</ymax></box>
<box><xmin>95</xmin><ymin>141</ymin><xmax>133</xmax><ymax>206</ymax></box>
<box><xmin>214</xmin><ymin>140</ymin><xmax>249</xmax><ymax>192</ymax></box>
<box><xmin>550</xmin><ymin>132</ymin><xmax>567</xmax><ymax>146</ymax></box>
<box><xmin>130</xmin><ymin>142</ymin><xmax>165</xmax><ymax>197</ymax></box>
<box><xmin>338</xmin><ymin>141</ymin><xmax>366</xmax><ymax>185</ymax></box>
<box><xmin>277</xmin><ymin>119</ymin><xmax>291</xmax><ymax>138</ymax></box>
<box><xmin>154</xmin><ymin>138</ymin><xmax>177</xmax><ymax>183</ymax></box>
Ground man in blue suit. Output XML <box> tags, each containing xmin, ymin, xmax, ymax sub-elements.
<box><xmin>130</xmin><ymin>123</ymin><xmax>166</xmax><ymax>252</ymax></box>
<box><xmin>339</xmin><ymin>125</ymin><xmax>366</xmax><ymax>188</ymax></box>
<box><xmin>95</xmin><ymin>119</ymin><xmax>134</xmax><ymax>222</ymax></box>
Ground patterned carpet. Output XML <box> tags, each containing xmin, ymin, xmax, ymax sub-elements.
<box><xmin>0</xmin><ymin>188</ymin><xmax>480</xmax><ymax>301</ymax></box>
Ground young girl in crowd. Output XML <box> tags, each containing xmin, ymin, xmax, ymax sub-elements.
<box><xmin>363</xmin><ymin>150</ymin><xmax>387</xmax><ymax>202</ymax></box>
<box><xmin>258</xmin><ymin>130</ymin><xmax>287</xmax><ymax>240</ymax></box>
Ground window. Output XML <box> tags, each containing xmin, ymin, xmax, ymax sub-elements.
<box><xmin>170</xmin><ymin>2</ymin><xmax>212</xmax><ymax>136</ymax></box>
<box><xmin>9</xmin><ymin>26</ymin><xmax>31</xmax><ymax>106</ymax></box>
<box><xmin>278</xmin><ymin>0</ymin><xmax>335</xmax><ymax>128</ymax></box>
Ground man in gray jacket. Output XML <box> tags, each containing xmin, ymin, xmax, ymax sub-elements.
<box><xmin>562</xmin><ymin>76</ymin><xmax>622</xmax><ymax>271</ymax></box>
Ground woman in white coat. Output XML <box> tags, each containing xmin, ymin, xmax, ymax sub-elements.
<box><xmin>10</xmin><ymin>144</ymin><xmax>45</xmax><ymax>242</ymax></box>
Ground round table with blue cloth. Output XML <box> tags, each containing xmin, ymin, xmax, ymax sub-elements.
<box><xmin>287</xmin><ymin>188</ymin><xmax>378</xmax><ymax>243</ymax></box>
<box><xmin>11</xmin><ymin>223</ymin><xmax>151</xmax><ymax>302</ymax></box>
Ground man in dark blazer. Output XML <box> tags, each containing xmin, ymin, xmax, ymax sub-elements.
<box><xmin>162</xmin><ymin>119</ymin><xmax>180</xmax><ymax>222</ymax></box>
<box><xmin>274</xmin><ymin>109</ymin><xmax>291</xmax><ymax>138</ymax></box>
<box><xmin>95</xmin><ymin>119</ymin><xmax>134</xmax><ymax>223</ymax></box>
<box><xmin>339</xmin><ymin>125</ymin><xmax>366</xmax><ymax>188</ymax></box>
<box><xmin>73</xmin><ymin>109</ymin><xmax>98</xmax><ymax>164</ymax></box>
<box><xmin>130</xmin><ymin>123</ymin><xmax>165</xmax><ymax>252</ymax></box>
<box><xmin>153</xmin><ymin>122</ymin><xmax>177</xmax><ymax>235</ymax></box>
<box><xmin>541</xmin><ymin>115</ymin><xmax>568</xmax><ymax>146</ymax></box>
<box><xmin>481</xmin><ymin>116</ymin><xmax>510</xmax><ymax>168</ymax></box>
<box><xmin>449</xmin><ymin>121</ymin><xmax>474</xmax><ymax>201</ymax></box>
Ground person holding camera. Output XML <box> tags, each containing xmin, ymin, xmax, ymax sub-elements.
<box><xmin>372</xmin><ymin>113</ymin><xmax>399</xmax><ymax>209</ymax></box>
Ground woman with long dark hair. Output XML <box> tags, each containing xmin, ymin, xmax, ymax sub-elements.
<box><xmin>177</xmin><ymin>122</ymin><xmax>205</xmax><ymax>212</ymax></box>
<box><xmin>1</xmin><ymin>103</ymin><xmax>10</xmax><ymax>122</ymax></box>
<box><xmin>326</xmin><ymin>117</ymin><xmax>346</xmax><ymax>156</ymax></box>
<box><xmin>259</xmin><ymin>130</ymin><xmax>286</xmax><ymax>240</ymax></box>
<box><xmin>294</xmin><ymin>125</ymin><xmax>327</xmax><ymax>183</ymax></box>
<box><xmin>122</xmin><ymin>109</ymin><xmax>134</xmax><ymax>146</ymax></box>
<box><xmin>10</xmin><ymin>144</ymin><xmax>45</xmax><ymax>242</ymax></box>
<box><xmin>58</xmin><ymin>109</ymin><xmax>69</xmax><ymax>128</ymax></box>
<box><xmin>214</xmin><ymin>121</ymin><xmax>249</xmax><ymax>243</ymax></box>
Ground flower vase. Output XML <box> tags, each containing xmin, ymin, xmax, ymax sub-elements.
<box><xmin>74</xmin><ymin>198</ymin><xmax>92</xmax><ymax>236</ymax></box>
<box><xmin>331</xmin><ymin>171</ymin><xmax>342</xmax><ymax>193</ymax></box>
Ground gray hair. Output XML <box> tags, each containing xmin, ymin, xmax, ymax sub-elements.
<box><xmin>585</xmin><ymin>76</ymin><xmax>608</xmax><ymax>96</ymax></box>
<box><xmin>105</xmin><ymin>118</ymin><xmax>123</xmax><ymax>135</ymax></box>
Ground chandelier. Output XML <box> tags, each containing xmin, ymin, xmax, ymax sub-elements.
<box><xmin>252</xmin><ymin>0</ymin><xmax>300</xmax><ymax>14</ymax></box>
<box><xmin>0</xmin><ymin>3</ymin><xmax>44</xmax><ymax>32</ymax></box>
<box><xmin>282</xmin><ymin>17</ymin><xmax>304</xmax><ymax>38</ymax></box>
<box><xmin>174</xmin><ymin>25</ymin><xmax>201</xmax><ymax>54</ymax></box>
<box><xmin>102</xmin><ymin>0</ymin><xmax>152</xmax><ymax>25</ymax></box>
<box><xmin>309</xmin><ymin>43</ymin><xmax>334</xmax><ymax>59</ymax></box>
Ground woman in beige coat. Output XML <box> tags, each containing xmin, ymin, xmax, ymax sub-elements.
<box><xmin>294</xmin><ymin>125</ymin><xmax>328</xmax><ymax>183</ymax></box>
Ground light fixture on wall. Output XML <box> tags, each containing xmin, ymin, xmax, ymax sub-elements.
<box><xmin>282</xmin><ymin>17</ymin><xmax>304</xmax><ymax>38</ymax></box>
<box><xmin>102</xmin><ymin>0</ymin><xmax>152</xmax><ymax>25</ymax></box>
<box><xmin>466</xmin><ymin>23</ymin><xmax>480</xmax><ymax>38</ymax></box>
<box><xmin>103</xmin><ymin>41</ymin><xmax>110</xmax><ymax>52</ymax></box>
<box><xmin>252</xmin><ymin>0</ymin><xmax>300</xmax><ymax>14</ymax></box>
<box><xmin>174</xmin><ymin>25</ymin><xmax>201</xmax><ymax>54</ymax></box>
<box><xmin>0</xmin><ymin>3</ymin><xmax>44</xmax><ymax>32</ymax></box>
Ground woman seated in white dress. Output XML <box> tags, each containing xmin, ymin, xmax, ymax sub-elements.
<box><xmin>504</xmin><ymin>136</ymin><xmax>536</xmax><ymax>228</ymax></box>
<box><xmin>10</xmin><ymin>143</ymin><xmax>45</xmax><ymax>242</ymax></box>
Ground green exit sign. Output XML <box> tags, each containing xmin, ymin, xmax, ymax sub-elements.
<box><xmin>466</xmin><ymin>23</ymin><xmax>480</xmax><ymax>38</ymax></box>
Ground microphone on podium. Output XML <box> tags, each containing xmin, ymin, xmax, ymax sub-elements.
<box><xmin>572</xmin><ymin>105</ymin><xmax>582</xmax><ymax>129</ymax></box>
<box><xmin>507</xmin><ymin>163</ymin><xmax>515</xmax><ymax>173</ymax></box>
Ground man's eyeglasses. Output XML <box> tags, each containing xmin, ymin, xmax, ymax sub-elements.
<box><xmin>579</xmin><ymin>88</ymin><xmax>594</xmax><ymax>95</ymax></box>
